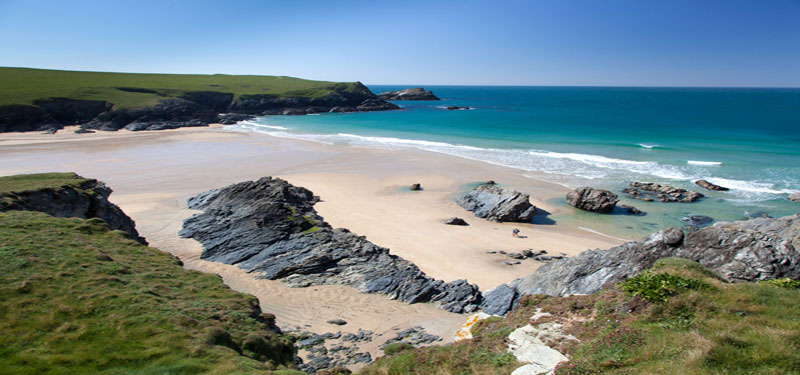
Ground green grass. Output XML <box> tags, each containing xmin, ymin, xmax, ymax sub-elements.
<box><xmin>0</xmin><ymin>67</ymin><xmax>363</xmax><ymax>109</ymax></box>
<box><xmin>359</xmin><ymin>258</ymin><xmax>800</xmax><ymax>375</ymax></box>
<box><xmin>0</xmin><ymin>172</ymin><xmax>90</xmax><ymax>195</ymax></box>
<box><xmin>0</xmin><ymin>210</ymin><xmax>299</xmax><ymax>374</ymax></box>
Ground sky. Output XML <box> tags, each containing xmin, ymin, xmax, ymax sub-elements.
<box><xmin>0</xmin><ymin>0</ymin><xmax>798</xmax><ymax>87</ymax></box>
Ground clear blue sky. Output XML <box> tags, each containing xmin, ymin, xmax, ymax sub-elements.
<box><xmin>1</xmin><ymin>0</ymin><xmax>798</xmax><ymax>87</ymax></box>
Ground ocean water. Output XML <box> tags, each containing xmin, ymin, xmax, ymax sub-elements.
<box><xmin>228</xmin><ymin>85</ymin><xmax>800</xmax><ymax>239</ymax></box>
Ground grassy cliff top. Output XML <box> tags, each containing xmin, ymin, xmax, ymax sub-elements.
<box><xmin>0</xmin><ymin>211</ymin><xmax>298</xmax><ymax>374</ymax></box>
<box><xmin>0</xmin><ymin>67</ymin><xmax>362</xmax><ymax>109</ymax></box>
<box><xmin>0</xmin><ymin>172</ymin><xmax>90</xmax><ymax>195</ymax></box>
<box><xmin>360</xmin><ymin>258</ymin><xmax>800</xmax><ymax>375</ymax></box>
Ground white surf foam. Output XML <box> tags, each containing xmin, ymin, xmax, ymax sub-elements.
<box><xmin>704</xmin><ymin>177</ymin><xmax>796</xmax><ymax>195</ymax></box>
<box><xmin>688</xmin><ymin>160</ymin><xmax>722</xmax><ymax>166</ymax></box>
<box><xmin>240</xmin><ymin>121</ymin><xmax>289</xmax><ymax>130</ymax></box>
<box><xmin>638</xmin><ymin>143</ymin><xmax>661</xmax><ymax>149</ymax></box>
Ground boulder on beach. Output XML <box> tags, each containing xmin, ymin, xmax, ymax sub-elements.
<box><xmin>565</xmin><ymin>187</ymin><xmax>619</xmax><ymax>213</ymax></box>
<box><xmin>695</xmin><ymin>179</ymin><xmax>729</xmax><ymax>191</ymax></box>
<box><xmin>457</xmin><ymin>183</ymin><xmax>536</xmax><ymax>222</ymax></box>
<box><xmin>376</xmin><ymin>87</ymin><xmax>440</xmax><ymax>101</ymax></box>
<box><xmin>623</xmin><ymin>182</ymin><xmax>704</xmax><ymax>203</ymax></box>
<box><xmin>444</xmin><ymin>217</ymin><xmax>469</xmax><ymax>226</ymax></box>
<box><xmin>410</xmin><ymin>183</ymin><xmax>421</xmax><ymax>191</ymax></box>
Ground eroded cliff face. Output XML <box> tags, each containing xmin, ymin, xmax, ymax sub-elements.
<box><xmin>0</xmin><ymin>174</ymin><xmax>146</xmax><ymax>244</ymax></box>
<box><xmin>179</xmin><ymin>177</ymin><xmax>482</xmax><ymax>313</ymax></box>
<box><xmin>0</xmin><ymin>83</ymin><xmax>398</xmax><ymax>133</ymax></box>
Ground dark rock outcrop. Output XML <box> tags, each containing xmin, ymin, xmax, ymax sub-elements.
<box><xmin>1</xmin><ymin>83</ymin><xmax>398</xmax><ymax>132</ymax></box>
<box><xmin>492</xmin><ymin>215</ymin><xmax>800</xmax><ymax>315</ymax></box>
<box><xmin>695</xmin><ymin>179</ymin><xmax>729</xmax><ymax>191</ymax></box>
<box><xmin>444</xmin><ymin>217</ymin><xmax>469</xmax><ymax>226</ymax></box>
<box><xmin>457</xmin><ymin>183</ymin><xmax>536</xmax><ymax>222</ymax></box>
<box><xmin>179</xmin><ymin>177</ymin><xmax>482</xmax><ymax>313</ymax></box>
<box><xmin>623</xmin><ymin>182</ymin><xmax>704</xmax><ymax>203</ymax></box>
<box><xmin>410</xmin><ymin>183</ymin><xmax>422</xmax><ymax>191</ymax></box>
<box><xmin>480</xmin><ymin>284</ymin><xmax>519</xmax><ymax>316</ymax></box>
<box><xmin>565</xmin><ymin>187</ymin><xmax>619</xmax><ymax>213</ymax></box>
<box><xmin>376</xmin><ymin>87</ymin><xmax>440</xmax><ymax>101</ymax></box>
<box><xmin>0</xmin><ymin>174</ymin><xmax>146</xmax><ymax>244</ymax></box>
<box><xmin>445</xmin><ymin>106</ymin><xmax>472</xmax><ymax>110</ymax></box>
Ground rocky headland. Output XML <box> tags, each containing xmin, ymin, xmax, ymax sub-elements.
<box><xmin>0</xmin><ymin>172</ymin><xmax>146</xmax><ymax>244</ymax></box>
<box><xmin>456</xmin><ymin>183</ymin><xmax>536</xmax><ymax>222</ymax></box>
<box><xmin>179</xmin><ymin>177</ymin><xmax>483</xmax><ymax>313</ymax></box>
<box><xmin>376</xmin><ymin>87</ymin><xmax>440</xmax><ymax>101</ymax></box>
<box><xmin>492</xmin><ymin>214</ymin><xmax>800</xmax><ymax>315</ymax></box>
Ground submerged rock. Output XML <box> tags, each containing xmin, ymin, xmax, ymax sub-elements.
<box><xmin>623</xmin><ymin>182</ymin><xmax>704</xmax><ymax>203</ymax></box>
<box><xmin>376</xmin><ymin>87</ymin><xmax>440</xmax><ymax>101</ymax></box>
<box><xmin>565</xmin><ymin>187</ymin><xmax>619</xmax><ymax>213</ymax></box>
<box><xmin>681</xmin><ymin>215</ymin><xmax>714</xmax><ymax>228</ymax></box>
<box><xmin>457</xmin><ymin>183</ymin><xmax>536</xmax><ymax>222</ymax></box>
<box><xmin>180</xmin><ymin>177</ymin><xmax>482</xmax><ymax>313</ymax></box>
<box><xmin>695</xmin><ymin>179</ymin><xmax>729</xmax><ymax>191</ymax></box>
<box><xmin>410</xmin><ymin>183</ymin><xmax>422</xmax><ymax>191</ymax></box>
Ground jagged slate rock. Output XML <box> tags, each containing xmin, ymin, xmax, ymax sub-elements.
<box><xmin>376</xmin><ymin>87</ymin><xmax>440</xmax><ymax>101</ymax></box>
<box><xmin>480</xmin><ymin>284</ymin><xmax>519</xmax><ymax>316</ymax></box>
<box><xmin>505</xmin><ymin>215</ymin><xmax>800</xmax><ymax>305</ymax></box>
<box><xmin>320</xmin><ymin>332</ymin><xmax>342</xmax><ymax>339</ymax></box>
<box><xmin>681</xmin><ymin>215</ymin><xmax>714</xmax><ymax>228</ymax></box>
<box><xmin>695</xmin><ymin>179</ymin><xmax>729</xmax><ymax>191</ymax></box>
<box><xmin>457</xmin><ymin>184</ymin><xmax>536</xmax><ymax>222</ymax></box>
<box><xmin>218</xmin><ymin>113</ymin><xmax>255</xmax><ymax>125</ymax></box>
<box><xmin>180</xmin><ymin>177</ymin><xmax>482</xmax><ymax>313</ymax></box>
<box><xmin>0</xmin><ymin>175</ymin><xmax>146</xmax><ymax>244</ymax></box>
<box><xmin>789</xmin><ymin>192</ymin><xmax>800</xmax><ymax>203</ymax></box>
<box><xmin>351</xmin><ymin>353</ymin><xmax>372</xmax><ymax>364</ymax></box>
<box><xmin>522</xmin><ymin>250</ymin><xmax>534</xmax><ymax>257</ymax></box>
<box><xmin>297</xmin><ymin>336</ymin><xmax>324</xmax><ymax>348</ymax></box>
<box><xmin>623</xmin><ymin>182</ymin><xmax>704</xmax><ymax>203</ymax></box>
<box><xmin>566</xmin><ymin>187</ymin><xmax>619</xmax><ymax>213</ymax></box>
<box><xmin>508</xmin><ymin>253</ymin><xmax>525</xmax><ymax>259</ymax></box>
<box><xmin>73</xmin><ymin>128</ymin><xmax>95</xmax><ymax>134</ymax></box>
<box><xmin>444</xmin><ymin>217</ymin><xmax>469</xmax><ymax>226</ymax></box>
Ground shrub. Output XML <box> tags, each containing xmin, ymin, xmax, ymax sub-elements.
<box><xmin>620</xmin><ymin>271</ymin><xmax>711</xmax><ymax>302</ymax></box>
<box><xmin>763</xmin><ymin>278</ymin><xmax>800</xmax><ymax>289</ymax></box>
<box><xmin>553</xmin><ymin>359</ymin><xmax>603</xmax><ymax>375</ymax></box>
<box><xmin>384</xmin><ymin>342</ymin><xmax>414</xmax><ymax>356</ymax></box>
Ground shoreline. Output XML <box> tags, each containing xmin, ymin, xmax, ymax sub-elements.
<box><xmin>0</xmin><ymin>124</ymin><xmax>626</xmax><ymax>366</ymax></box>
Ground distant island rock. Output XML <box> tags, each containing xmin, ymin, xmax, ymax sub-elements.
<box><xmin>376</xmin><ymin>87</ymin><xmax>441</xmax><ymax>101</ymax></box>
<box><xmin>179</xmin><ymin>177</ymin><xmax>482</xmax><ymax>313</ymax></box>
<box><xmin>445</xmin><ymin>106</ymin><xmax>472</xmax><ymax>110</ymax></box>
<box><xmin>457</xmin><ymin>183</ymin><xmax>536</xmax><ymax>222</ymax></box>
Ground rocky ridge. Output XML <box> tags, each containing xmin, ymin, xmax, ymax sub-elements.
<box><xmin>179</xmin><ymin>177</ymin><xmax>482</xmax><ymax>313</ymax></box>
<box><xmin>376</xmin><ymin>87</ymin><xmax>440</xmax><ymax>100</ymax></box>
<box><xmin>485</xmin><ymin>215</ymin><xmax>800</xmax><ymax>315</ymax></box>
<box><xmin>623</xmin><ymin>182</ymin><xmax>704</xmax><ymax>202</ymax></box>
<box><xmin>1</xmin><ymin>83</ymin><xmax>398</xmax><ymax>133</ymax></box>
<box><xmin>0</xmin><ymin>173</ymin><xmax>146</xmax><ymax>244</ymax></box>
<box><xmin>457</xmin><ymin>183</ymin><xmax>537</xmax><ymax>222</ymax></box>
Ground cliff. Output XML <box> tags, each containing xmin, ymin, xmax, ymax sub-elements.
<box><xmin>0</xmin><ymin>172</ymin><xmax>146</xmax><ymax>244</ymax></box>
<box><xmin>179</xmin><ymin>177</ymin><xmax>483</xmax><ymax>313</ymax></box>
<box><xmin>0</xmin><ymin>67</ymin><xmax>399</xmax><ymax>132</ymax></box>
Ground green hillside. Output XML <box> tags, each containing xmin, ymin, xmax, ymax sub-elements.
<box><xmin>360</xmin><ymin>258</ymin><xmax>800</xmax><ymax>375</ymax></box>
<box><xmin>0</xmin><ymin>67</ymin><xmax>360</xmax><ymax>109</ymax></box>
<box><xmin>0</xmin><ymin>209</ymin><xmax>299</xmax><ymax>374</ymax></box>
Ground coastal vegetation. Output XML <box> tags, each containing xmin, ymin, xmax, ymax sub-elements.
<box><xmin>0</xmin><ymin>67</ymin><xmax>362</xmax><ymax>110</ymax></box>
<box><xmin>0</xmin><ymin>174</ymin><xmax>298</xmax><ymax>374</ymax></box>
<box><xmin>360</xmin><ymin>257</ymin><xmax>800</xmax><ymax>375</ymax></box>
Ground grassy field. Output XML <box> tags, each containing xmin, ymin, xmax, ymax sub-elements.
<box><xmin>0</xmin><ymin>67</ymin><xmax>362</xmax><ymax>109</ymax></box>
<box><xmin>0</xmin><ymin>209</ymin><xmax>300</xmax><ymax>374</ymax></box>
<box><xmin>360</xmin><ymin>258</ymin><xmax>800</xmax><ymax>375</ymax></box>
<box><xmin>0</xmin><ymin>172</ymin><xmax>90</xmax><ymax>195</ymax></box>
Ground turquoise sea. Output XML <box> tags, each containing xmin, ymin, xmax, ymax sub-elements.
<box><xmin>230</xmin><ymin>86</ymin><xmax>800</xmax><ymax>239</ymax></box>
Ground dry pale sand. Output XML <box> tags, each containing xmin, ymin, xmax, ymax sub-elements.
<box><xmin>0</xmin><ymin>125</ymin><xmax>625</xmax><ymax>365</ymax></box>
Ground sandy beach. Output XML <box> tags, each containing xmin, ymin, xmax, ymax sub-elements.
<box><xmin>0</xmin><ymin>125</ymin><xmax>624</xmax><ymax>365</ymax></box>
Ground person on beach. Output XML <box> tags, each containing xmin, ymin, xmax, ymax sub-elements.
<box><xmin>512</xmin><ymin>228</ymin><xmax>520</xmax><ymax>237</ymax></box>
